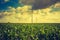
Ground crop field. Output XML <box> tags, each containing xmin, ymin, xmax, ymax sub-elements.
<box><xmin>0</xmin><ymin>23</ymin><xmax>60</xmax><ymax>40</ymax></box>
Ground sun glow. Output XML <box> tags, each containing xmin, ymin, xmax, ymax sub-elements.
<box><xmin>0</xmin><ymin>5</ymin><xmax>60</xmax><ymax>23</ymax></box>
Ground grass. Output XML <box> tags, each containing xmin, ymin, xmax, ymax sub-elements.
<box><xmin>0</xmin><ymin>23</ymin><xmax>60</xmax><ymax>40</ymax></box>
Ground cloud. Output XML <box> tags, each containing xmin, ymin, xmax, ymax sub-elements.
<box><xmin>20</xmin><ymin>0</ymin><xmax>59</xmax><ymax>10</ymax></box>
<box><xmin>54</xmin><ymin>2</ymin><xmax>60</xmax><ymax>8</ymax></box>
<box><xmin>0</xmin><ymin>5</ymin><xmax>60</xmax><ymax>23</ymax></box>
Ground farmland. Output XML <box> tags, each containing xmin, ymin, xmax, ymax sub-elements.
<box><xmin>0</xmin><ymin>23</ymin><xmax>60</xmax><ymax>40</ymax></box>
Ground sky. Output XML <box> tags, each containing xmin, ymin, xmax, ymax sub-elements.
<box><xmin>0</xmin><ymin>0</ymin><xmax>23</xmax><ymax>10</ymax></box>
<box><xmin>0</xmin><ymin>0</ymin><xmax>60</xmax><ymax>23</ymax></box>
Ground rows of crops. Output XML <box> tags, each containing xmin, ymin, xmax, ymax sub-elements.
<box><xmin>0</xmin><ymin>23</ymin><xmax>60</xmax><ymax>40</ymax></box>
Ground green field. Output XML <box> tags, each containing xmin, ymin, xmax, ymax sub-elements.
<box><xmin>0</xmin><ymin>23</ymin><xmax>60</xmax><ymax>40</ymax></box>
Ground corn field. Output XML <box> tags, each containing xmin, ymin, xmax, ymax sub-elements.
<box><xmin>0</xmin><ymin>23</ymin><xmax>60</xmax><ymax>40</ymax></box>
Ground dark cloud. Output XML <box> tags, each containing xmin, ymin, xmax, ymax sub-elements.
<box><xmin>0</xmin><ymin>0</ymin><xmax>60</xmax><ymax>10</ymax></box>
<box><xmin>21</xmin><ymin>0</ymin><xmax>60</xmax><ymax>10</ymax></box>
<box><xmin>32</xmin><ymin>0</ymin><xmax>57</xmax><ymax>10</ymax></box>
<box><xmin>0</xmin><ymin>13</ymin><xmax>5</xmax><ymax>18</ymax></box>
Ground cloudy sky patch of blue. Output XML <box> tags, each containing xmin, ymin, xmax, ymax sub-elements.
<box><xmin>0</xmin><ymin>0</ymin><xmax>23</xmax><ymax>10</ymax></box>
